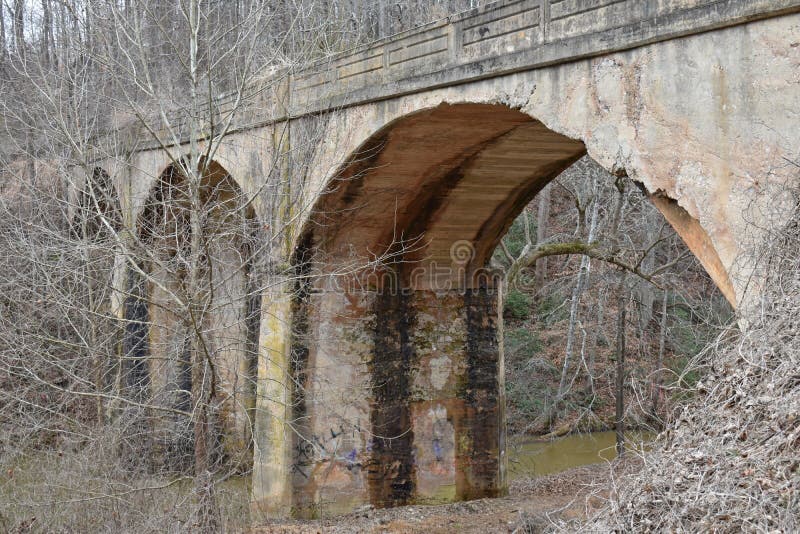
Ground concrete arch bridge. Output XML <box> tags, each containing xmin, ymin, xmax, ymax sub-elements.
<box><xmin>85</xmin><ymin>0</ymin><xmax>800</xmax><ymax>518</ymax></box>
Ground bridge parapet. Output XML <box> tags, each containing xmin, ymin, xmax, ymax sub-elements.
<box><xmin>105</xmin><ymin>0</ymin><xmax>800</xmax><ymax>154</ymax></box>
<box><xmin>284</xmin><ymin>0</ymin><xmax>799</xmax><ymax>116</ymax></box>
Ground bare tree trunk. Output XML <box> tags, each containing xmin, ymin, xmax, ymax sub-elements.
<box><xmin>187</xmin><ymin>0</ymin><xmax>219</xmax><ymax>529</ymax></box>
<box><xmin>615</xmin><ymin>273</ymin><xmax>627</xmax><ymax>458</ymax></box>
<box><xmin>41</xmin><ymin>0</ymin><xmax>54</xmax><ymax>66</ymax></box>
<box><xmin>585</xmin><ymin>289</ymin><xmax>606</xmax><ymax>395</ymax></box>
<box><xmin>56</xmin><ymin>0</ymin><xmax>67</xmax><ymax>70</ymax></box>
<box><xmin>0</xmin><ymin>0</ymin><xmax>7</xmax><ymax>63</ymax></box>
<box><xmin>377</xmin><ymin>0</ymin><xmax>388</xmax><ymax>37</ymax></box>
<box><xmin>191</xmin><ymin>335</ymin><xmax>220</xmax><ymax>532</ymax></box>
<box><xmin>535</xmin><ymin>185</ymin><xmax>550</xmax><ymax>290</ymax></box>
<box><xmin>13</xmin><ymin>0</ymin><xmax>25</xmax><ymax>60</ymax></box>
<box><xmin>652</xmin><ymin>288</ymin><xmax>668</xmax><ymax>420</ymax></box>
<box><xmin>83</xmin><ymin>1</ymin><xmax>91</xmax><ymax>52</ymax></box>
<box><xmin>635</xmin><ymin>222</ymin><xmax>657</xmax><ymax>367</ymax></box>
<box><xmin>557</xmin><ymin>176</ymin><xmax>600</xmax><ymax>400</ymax></box>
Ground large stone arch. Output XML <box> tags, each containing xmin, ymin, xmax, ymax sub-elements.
<box><xmin>123</xmin><ymin>126</ymin><xmax>279</xmax><ymax>232</ymax></box>
<box><xmin>121</xmin><ymin>157</ymin><xmax>261</xmax><ymax>472</ymax></box>
<box><xmin>298</xmin><ymin>102</ymin><xmax>732</xmax><ymax>298</ymax></box>
<box><xmin>264</xmin><ymin>100</ymin><xmax>734</xmax><ymax>516</ymax></box>
<box><xmin>287</xmin><ymin>12</ymin><xmax>800</xmax><ymax>310</ymax></box>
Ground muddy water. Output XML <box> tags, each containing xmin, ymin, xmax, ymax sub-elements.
<box><xmin>508</xmin><ymin>430</ymin><xmax>655</xmax><ymax>479</ymax></box>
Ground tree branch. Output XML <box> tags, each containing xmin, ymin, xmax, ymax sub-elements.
<box><xmin>508</xmin><ymin>240</ymin><xmax>665</xmax><ymax>289</ymax></box>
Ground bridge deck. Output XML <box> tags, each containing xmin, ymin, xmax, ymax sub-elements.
<box><xmin>130</xmin><ymin>0</ymin><xmax>800</xmax><ymax>149</ymax></box>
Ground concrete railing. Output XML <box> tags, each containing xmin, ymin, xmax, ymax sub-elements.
<box><xmin>116</xmin><ymin>0</ymin><xmax>800</xmax><ymax>152</ymax></box>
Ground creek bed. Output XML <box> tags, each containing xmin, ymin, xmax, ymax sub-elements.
<box><xmin>508</xmin><ymin>430</ymin><xmax>655</xmax><ymax>479</ymax></box>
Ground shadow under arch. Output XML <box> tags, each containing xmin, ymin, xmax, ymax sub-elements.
<box><xmin>287</xmin><ymin>102</ymin><xmax>735</xmax><ymax>515</ymax></box>
<box><xmin>121</xmin><ymin>156</ymin><xmax>261</xmax><ymax>473</ymax></box>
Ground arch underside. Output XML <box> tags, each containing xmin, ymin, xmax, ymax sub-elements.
<box><xmin>291</xmin><ymin>102</ymin><xmax>734</xmax><ymax>515</ymax></box>
<box><xmin>308</xmin><ymin>104</ymin><xmax>586</xmax><ymax>289</ymax></box>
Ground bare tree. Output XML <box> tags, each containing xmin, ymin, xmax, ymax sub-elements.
<box><xmin>13</xmin><ymin>0</ymin><xmax>24</xmax><ymax>60</ymax></box>
<box><xmin>535</xmin><ymin>186</ymin><xmax>550</xmax><ymax>290</ymax></box>
<box><xmin>1</xmin><ymin>0</ymin><xmax>7</xmax><ymax>64</ymax></box>
<box><xmin>651</xmin><ymin>287</ymin><xmax>669</xmax><ymax>419</ymax></box>
<box><xmin>0</xmin><ymin>0</ymin><xmax>306</xmax><ymax>529</ymax></box>
<box><xmin>614</xmin><ymin>271</ymin><xmax>627</xmax><ymax>456</ymax></box>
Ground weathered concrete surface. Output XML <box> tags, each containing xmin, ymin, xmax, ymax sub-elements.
<box><xmin>92</xmin><ymin>0</ymin><xmax>800</xmax><ymax>519</ymax></box>
<box><xmin>255</xmin><ymin>10</ymin><xmax>800</xmax><ymax>516</ymax></box>
<box><xmin>117</xmin><ymin>0</ymin><xmax>800</xmax><ymax>149</ymax></box>
<box><xmin>282</xmin><ymin>276</ymin><xmax>505</xmax><ymax>517</ymax></box>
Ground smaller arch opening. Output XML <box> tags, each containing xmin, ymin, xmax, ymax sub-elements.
<box><xmin>121</xmin><ymin>157</ymin><xmax>261</xmax><ymax>474</ymax></box>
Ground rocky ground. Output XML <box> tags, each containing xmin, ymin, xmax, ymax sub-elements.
<box><xmin>251</xmin><ymin>461</ymin><xmax>634</xmax><ymax>533</ymax></box>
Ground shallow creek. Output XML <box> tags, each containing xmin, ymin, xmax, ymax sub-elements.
<box><xmin>507</xmin><ymin>430</ymin><xmax>655</xmax><ymax>479</ymax></box>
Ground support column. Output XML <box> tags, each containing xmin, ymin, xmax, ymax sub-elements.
<box><xmin>282</xmin><ymin>277</ymin><xmax>506</xmax><ymax>517</ymax></box>
<box><xmin>407</xmin><ymin>289</ymin><xmax>466</xmax><ymax>504</ymax></box>
<box><xmin>368</xmin><ymin>289</ymin><xmax>416</xmax><ymax>508</ymax></box>
<box><xmin>251</xmin><ymin>281</ymin><xmax>294</xmax><ymax>520</ymax></box>
<box><xmin>458</xmin><ymin>280</ymin><xmax>506</xmax><ymax>499</ymax></box>
<box><xmin>407</xmin><ymin>280</ymin><xmax>506</xmax><ymax>504</ymax></box>
<box><xmin>291</xmin><ymin>288</ymin><xmax>375</xmax><ymax>517</ymax></box>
